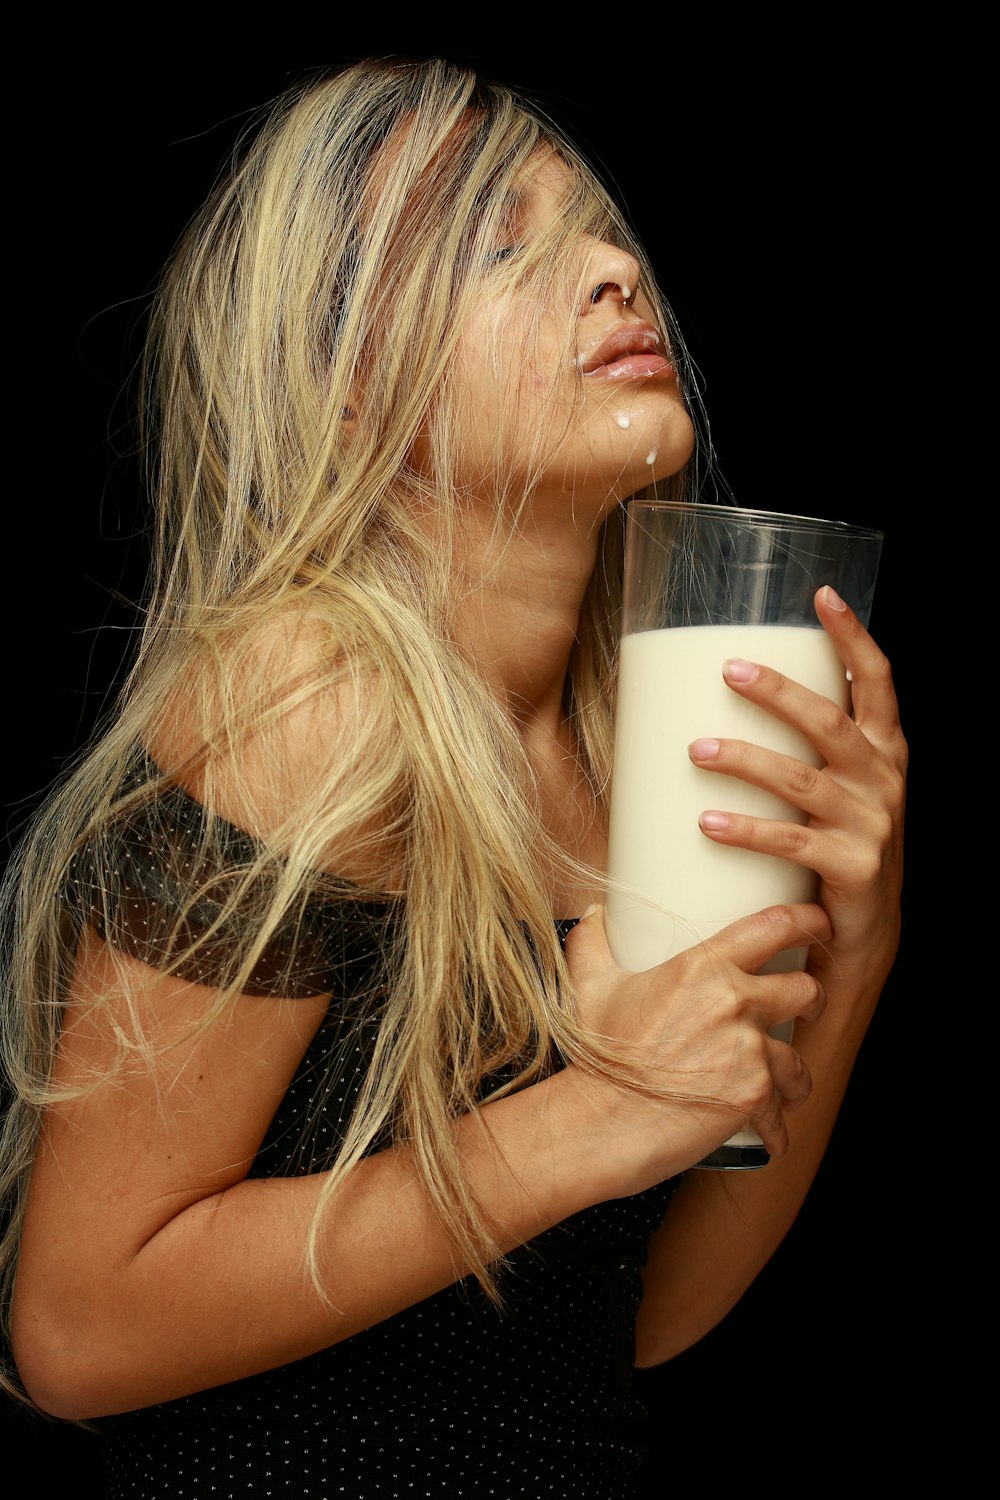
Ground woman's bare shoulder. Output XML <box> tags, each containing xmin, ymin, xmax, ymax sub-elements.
<box><xmin>146</xmin><ymin>606</ymin><xmax>394</xmax><ymax>880</ymax></box>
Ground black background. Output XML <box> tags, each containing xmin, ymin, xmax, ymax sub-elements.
<box><xmin>6</xmin><ymin>27</ymin><xmax>940</xmax><ymax>1495</ymax></box>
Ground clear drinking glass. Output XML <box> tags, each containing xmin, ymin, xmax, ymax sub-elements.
<box><xmin>605</xmin><ymin>502</ymin><xmax>883</xmax><ymax>1169</ymax></box>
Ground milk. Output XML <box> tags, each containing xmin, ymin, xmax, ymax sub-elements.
<box><xmin>606</xmin><ymin>624</ymin><xmax>850</xmax><ymax>972</ymax></box>
<box><xmin>606</xmin><ymin>624</ymin><xmax>849</xmax><ymax>1156</ymax></box>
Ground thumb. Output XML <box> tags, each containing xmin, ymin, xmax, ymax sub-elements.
<box><xmin>564</xmin><ymin>903</ymin><xmax>618</xmax><ymax>983</ymax></box>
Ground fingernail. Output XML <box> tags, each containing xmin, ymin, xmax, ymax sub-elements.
<box><xmin>823</xmin><ymin>585</ymin><xmax>848</xmax><ymax>611</ymax></box>
<box><xmin>699</xmin><ymin>811</ymin><xmax>730</xmax><ymax>831</ymax></box>
<box><xmin>580</xmin><ymin>903</ymin><xmax>599</xmax><ymax>920</ymax></box>
<box><xmin>723</xmin><ymin>658</ymin><xmax>758</xmax><ymax>683</ymax></box>
<box><xmin>689</xmin><ymin>738</ymin><xmax>720</xmax><ymax>760</ymax></box>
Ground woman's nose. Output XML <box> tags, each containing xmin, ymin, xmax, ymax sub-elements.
<box><xmin>580</xmin><ymin>241</ymin><xmax>641</xmax><ymax>316</ymax></box>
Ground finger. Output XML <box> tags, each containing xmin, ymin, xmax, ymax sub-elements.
<box><xmin>695</xmin><ymin>803</ymin><xmax>849</xmax><ymax>882</ymax></box>
<box><xmin>689</xmin><ymin>680</ymin><xmax>902</xmax><ymax>832</ymax></box>
<box><xmin>749</xmin><ymin>966</ymin><xmax>827</xmax><ymax>1030</ymax></box>
<box><xmin>768</xmin><ymin>1034</ymin><xmax>813</xmax><ymax>1110</ymax></box>
<box><xmin>568</xmin><ymin>900</ymin><xmax>832</xmax><ymax>981</ymax></box>
<box><xmin>691</xmin><ymin>715</ymin><xmax>892</xmax><ymax>883</ymax></box>
<box><xmin>691</xmin><ymin>903</ymin><xmax>832</xmax><ymax>976</ymax></box>
<box><xmin>717</xmin><ymin>655</ymin><xmax>864</xmax><ymax>773</ymax></box>
<box><xmin>718</xmin><ymin>620</ymin><xmax>905</xmax><ymax>786</ymax></box>
<box><xmin>813</xmin><ymin>585</ymin><xmax>905</xmax><ymax>746</ymax></box>
<box><xmin>563</xmin><ymin>903</ymin><xmax>617</xmax><ymax>983</ymax></box>
<box><xmin>746</xmin><ymin>1089</ymin><xmax>791</xmax><ymax>1159</ymax></box>
<box><xmin>747</xmin><ymin>1042</ymin><xmax>812</xmax><ymax>1157</ymax></box>
<box><xmin>689</xmin><ymin>732</ymin><xmax>844</xmax><ymax>820</ymax></box>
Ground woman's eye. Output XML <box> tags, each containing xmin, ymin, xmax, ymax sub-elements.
<box><xmin>485</xmin><ymin>244</ymin><xmax>520</xmax><ymax>265</ymax></box>
<box><xmin>454</xmin><ymin>243</ymin><xmax>522</xmax><ymax>284</ymax></box>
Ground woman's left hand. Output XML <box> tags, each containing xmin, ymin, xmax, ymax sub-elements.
<box><xmin>631</xmin><ymin>587</ymin><xmax>905</xmax><ymax>1368</ymax></box>
<box><xmin>688</xmin><ymin>584</ymin><xmax>908</xmax><ymax>990</ymax></box>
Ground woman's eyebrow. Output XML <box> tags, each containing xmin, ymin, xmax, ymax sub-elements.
<box><xmin>499</xmin><ymin>188</ymin><xmax>528</xmax><ymax>227</ymax></box>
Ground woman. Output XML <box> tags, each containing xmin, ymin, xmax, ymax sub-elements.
<box><xmin>0</xmin><ymin>57</ymin><xmax>906</xmax><ymax>1496</ymax></box>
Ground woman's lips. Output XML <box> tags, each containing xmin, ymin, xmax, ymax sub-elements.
<box><xmin>587</xmin><ymin>351</ymin><xmax>675</xmax><ymax>380</ymax></box>
<box><xmin>578</xmin><ymin>323</ymin><xmax>676</xmax><ymax>381</ymax></box>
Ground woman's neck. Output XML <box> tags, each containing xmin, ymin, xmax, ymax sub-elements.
<box><xmin>449</xmin><ymin>497</ymin><xmax>604</xmax><ymax>748</ymax></box>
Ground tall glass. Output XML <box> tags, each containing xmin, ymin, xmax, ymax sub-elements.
<box><xmin>605</xmin><ymin>502</ymin><xmax>883</xmax><ymax>1169</ymax></box>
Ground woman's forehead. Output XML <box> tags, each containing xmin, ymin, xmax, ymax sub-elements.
<box><xmin>364</xmin><ymin>116</ymin><xmax>572</xmax><ymax>220</ymax></box>
<box><xmin>475</xmin><ymin>149</ymin><xmax>587</xmax><ymax>256</ymax></box>
<box><xmin>508</xmin><ymin>148</ymin><xmax>576</xmax><ymax>221</ymax></box>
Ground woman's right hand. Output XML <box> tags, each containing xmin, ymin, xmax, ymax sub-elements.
<box><xmin>562</xmin><ymin>902</ymin><xmax>831</xmax><ymax>1189</ymax></box>
<box><xmin>11</xmin><ymin>901</ymin><xmax>826</xmax><ymax>1421</ymax></box>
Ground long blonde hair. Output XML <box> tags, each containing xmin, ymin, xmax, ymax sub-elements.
<box><xmin>0</xmin><ymin>56</ymin><xmax>708</xmax><ymax>1406</ymax></box>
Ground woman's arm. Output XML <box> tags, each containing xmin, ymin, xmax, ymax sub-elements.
<box><xmin>632</xmin><ymin>954</ymin><xmax>886</xmax><ymax>1367</ymax></box>
<box><xmin>12</xmin><ymin>900</ymin><xmax>824</xmax><ymax>1419</ymax></box>
<box><xmin>10</xmin><ymin>923</ymin><xmax>598</xmax><ymax>1419</ymax></box>
<box><xmin>13</xmin><ymin>596</ymin><xmax>896</xmax><ymax>1417</ymax></box>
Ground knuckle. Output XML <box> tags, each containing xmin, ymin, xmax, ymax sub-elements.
<box><xmin>854</xmin><ymin>836</ymin><xmax>884</xmax><ymax>884</ymax></box>
<box><xmin>747</xmin><ymin>1076</ymin><xmax>775</xmax><ymax>1117</ymax></box>
<box><xmin>718</xmin><ymin>738</ymin><xmax>753</xmax><ymax>770</ymax></box>
<box><xmin>772</xmin><ymin>821</ymin><xmax>811</xmax><ymax>857</ymax></box>
<box><xmin>822</xmin><ymin>700</ymin><xmax>855</xmax><ymax>743</ymax></box>
<box><xmin>872</xmin><ymin>806</ymin><xmax>896</xmax><ymax>845</ymax></box>
<box><xmin>885</xmin><ymin>772</ymin><xmax>907</xmax><ymax>817</ymax></box>
<box><xmin>761</xmin><ymin>903</ymin><xmax>796</xmax><ymax>935</ymax></box>
<box><xmin>796</xmin><ymin>972</ymin><xmax>823</xmax><ymax>1010</ymax></box>
<box><xmin>785</xmin><ymin>758</ymin><xmax>821</xmax><ymax>798</ymax></box>
<box><xmin>873</xmin><ymin>652</ymin><xmax>896</xmax><ymax>690</ymax></box>
<box><xmin>729</xmin><ymin>981</ymin><xmax>752</xmax><ymax>1020</ymax></box>
<box><xmin>766</xmin><ymin>666</ymin><xmax>791</xmax><ymax>701</ymax></box>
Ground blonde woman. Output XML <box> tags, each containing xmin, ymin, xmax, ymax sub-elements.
<box><xmin>1</xmin><ymin>58</ymin><xmax>906</xmax><ymax>1497</ymax></box>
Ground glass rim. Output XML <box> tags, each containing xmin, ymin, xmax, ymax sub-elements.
<box><xmin>625</xmin><ymin>499</ymin><xmax>884</xmax><ymax>542</ymax></box>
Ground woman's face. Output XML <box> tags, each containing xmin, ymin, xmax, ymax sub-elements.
<box><xmin>411</xmin><ymin>150</ymin><xmax>696</xmax><ymax>525</ymax></box>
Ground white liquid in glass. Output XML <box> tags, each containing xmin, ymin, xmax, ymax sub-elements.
<box><xmin>606</xmin><ymin>624</ymin><xmax>850</xmax><ymax>1152</ymax></box>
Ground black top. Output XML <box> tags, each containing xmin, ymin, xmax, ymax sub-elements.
<box><xmin>72</xmin><ymin>779</ymin><xmax>677</xmax><ymax>1497</ymax></box>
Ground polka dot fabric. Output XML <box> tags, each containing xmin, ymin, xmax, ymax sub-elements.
<box><xmin>83</xmin><ymin>790</ymin><xmax>677</xmax><ymax>1496</ymax></box>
